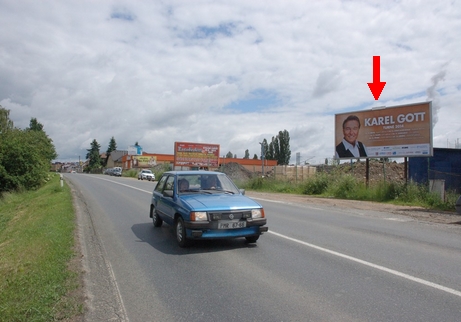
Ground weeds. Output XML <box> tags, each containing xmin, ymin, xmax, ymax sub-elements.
<box><xmin>242</xmin><ymin>172</ymin><xmax>458</xmax><ymax>212</ymax></box>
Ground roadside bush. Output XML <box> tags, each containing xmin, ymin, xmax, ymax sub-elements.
<box><xmin>123</xmin><ymin>169</ymin><xmax>138</xmax><ymax>178</ymax></box>
<box><xmin>395</xmin><ymin>182</ymin><xmax>426</xmax><ymax>204</ymax></box>
<box><xmin>370</xmin><ymin>181</ymin><xmax>399</xmax><ymax>202</ymax></box>
<box><xmin>443</xmin><ymin>191</ymin><xmax>459</xmax><ymax>211</ymax></box>
<box><xmin>0</xmin><ymin>129</ymin><xmax>55</xmax><ymax>193</ymax></box>
<box><xmin>329</xmin><ymin>175</ymin><xmax>362</xmax><ymax>199</ymax></box>
<box><xmin>152</xmin><ymin>163</ymin><xmax>172</xmax><ymax>180</ymax></box>
<box><xmin>246</xmin><ymin>176</ymin><xmax>265</xmax><ymax>190</ymax></box>
<box><xmin>302</xmin><ymin>173</ymin><xmax>330</xmax><ymax>195</ymax></box>
<box><xmin>0</xmin><ymin>110</ymin><xmax>57</xmax><ymax>195</ymax></box>
<box><xmin>242</xmin><ymin>168</ymin><xmax>457</xmax><ymax>212</ymax></box>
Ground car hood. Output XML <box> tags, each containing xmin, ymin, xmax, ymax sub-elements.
<box><xmin>180</xmin><ymin>193</ymin><xmax>262</xmax><ymax>211</ymax></box>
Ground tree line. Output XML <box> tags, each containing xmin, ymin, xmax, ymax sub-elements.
<box><xmin>85</xmin><ymin>137</ymin><xmax>118</xmax><ymax>173</ymax></box>
<box><xmin>0</xmin><ymin>106</ymin><xmax>57</xmax><ymax>194</ymax></box>
<box><xmin>225</xmin><ymin>130</ymin><xmax>291</xmax><ymax>165</ymax></box>
<box><xmin>88</xmin><ymin>130</ymin><xmax>292</xmax><ymax>173</ymax></box>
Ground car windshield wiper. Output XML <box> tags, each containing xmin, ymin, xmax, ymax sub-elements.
<box><xmin>180</xmin><ymin>189</ymin><xmax>200</xmax><ymax>193</ymax></box>
<box><xmin>198</xmin><ymin>189</ymin><xmax>214</xmax><ymax>194</ymax></box>
<box><xmin>221</xmin><ymin>190</ymin><xmax>235</xmax><ymax>194</ymax></box>
<box><xmin>200</xmin><ymin>189</ymin><xmax>236</xmax><ymax>195</ymax></box>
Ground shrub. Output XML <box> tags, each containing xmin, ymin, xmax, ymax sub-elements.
<box><xmin>371</xmin><ymin>181</ymin><xmax>399</xmax><ymax>202</ymax></box>
<box><xmin>329</xmin><ymin>175</ymin><xmax>361</xmax><ymax>199</ymax></box>
<box><xmin>302</xmin><ymin>173</ymin><xmax>330</xmax><ymax>195</ymax></box>
<box><xmin>123</xmin><ymin>169</ymin><xmax>138</xmax><ymax>178</ymax></box>
<box><xmin>247</xmin><ymin>177</ymin><xmax>265</xmax><ymax>190</ymax></box>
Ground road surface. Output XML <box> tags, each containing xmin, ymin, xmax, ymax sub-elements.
<box><xmin>65</xmin><ymin>173</ymin><xmax>461</xmax><ymax>322</ymax></box>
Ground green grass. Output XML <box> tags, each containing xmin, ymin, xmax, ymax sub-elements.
<box><xmin>0</xmin><ymin>174</ymin><xmax>82</xmax><ymax>321</ymax></box>
<box><xmin>242</xmin><ymin>173</ymin><xmax>459</xmax><ymax>212</ymax></box>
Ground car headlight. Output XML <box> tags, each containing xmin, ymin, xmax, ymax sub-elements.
<box><xmin>191</xmin><ymin>211</ymin><xmax>208</xmax><ymax>221</ymax></box>
<box><xmin>251</xmin><ymin>208</ymin><xmax>265</xmax><ymax>219</ymax></box>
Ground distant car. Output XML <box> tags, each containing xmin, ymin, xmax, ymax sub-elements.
<box><xmin>138</xmin><ymin>169</ymin><xmax>155</xmax><ymax>181</ymax></box>
<box><xmin>113</xmin><ymin>169</ymin><xmax>122</xmax><ymax>177</ymax></box>
<box><xmin>149</xmin><ymin>171</ymin><xmax>268</xmax><ymax>247</ymax></box>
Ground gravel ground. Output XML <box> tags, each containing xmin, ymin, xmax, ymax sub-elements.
<box><xmin>218</xmin><ymin>162</ymin><xmax>460</xmax><ymax>225</ymax></box>
<box><xmin>246</xmin><ymin>191</ymin><xmax>461</xmax><ymax>225</ymax></box>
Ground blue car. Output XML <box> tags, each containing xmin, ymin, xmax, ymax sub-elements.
<box><xmin>150</xmin><ymin>171</ymin><xmax>268</xmax><ymax>247</ymax></box>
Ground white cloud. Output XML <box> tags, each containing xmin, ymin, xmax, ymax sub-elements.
<box><xmin>1</xmin><ymin>0</ymin><xmax>460</xmax><ymax>164</ymax></box>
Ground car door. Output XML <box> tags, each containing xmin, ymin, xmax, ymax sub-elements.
<box><xmin>155</xmin><ymin>175</ymin><xmax>177</xmax><ymax>225</ymax></box>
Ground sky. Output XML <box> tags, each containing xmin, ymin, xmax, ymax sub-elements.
<box><xmin>1</xmin><ymin>0</ymin><xmax>460</xmax><ymax>165</ymax></box>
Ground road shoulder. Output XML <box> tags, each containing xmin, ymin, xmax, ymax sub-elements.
<box><xmin>68</xmin><ymin>179</ymin><xmax>129</xmax><ymax>322</ymax></box>
<box><xmin>246</xmin><ymin>191</ymin><xmax>461</xmax><ymax>225</ymax></box>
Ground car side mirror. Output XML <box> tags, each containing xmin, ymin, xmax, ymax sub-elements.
<box><xmin>163</xmin><ymin>190</ymin><xmax>173</xmax><ymax>198</ymax></box>
<box><xmin>239</xmin><ymin>189</ymin><xmax>245</xmax><ymax>195</ymax></box>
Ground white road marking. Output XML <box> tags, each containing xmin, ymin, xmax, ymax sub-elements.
<box><xmin>96</xmin><ymin>176</ymin><xmax>461</xmax><ymax>298</ymax></box>
<box><xmin>96</xmin><ymin>176</ymin><xmax>152</xmax><ymax>194</ymax></box>
<box><xmin>269</xmin><ymin>230</ymin><xmax>461</xmax><ymax>298</ymax></box>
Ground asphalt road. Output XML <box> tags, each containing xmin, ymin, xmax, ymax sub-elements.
<box><xmin>65</xmin><ymin>173</ymin><xmax>461</xmax><ymax>322</ymax></box>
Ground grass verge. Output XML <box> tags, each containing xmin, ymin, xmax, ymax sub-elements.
<box><xmin>242</xmin><ymin>173</ymin><xmax>459</xmax><ymax>212</ymax></box>
<box><xmin>0</xmin><ymin>174</ymin><xmax>82</xmax><ymax>321</ymax></box>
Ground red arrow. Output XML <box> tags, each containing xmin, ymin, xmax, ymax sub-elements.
<box><xmin>367</xmin><ymin>56</ymin><xmax>386</xmax><ymax>100</ymax></box>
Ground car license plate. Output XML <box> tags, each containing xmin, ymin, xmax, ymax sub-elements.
<box><xmin>218</xmin><ymin>221</ymin><xmax>246</xmax><ymax>229</ymax></box>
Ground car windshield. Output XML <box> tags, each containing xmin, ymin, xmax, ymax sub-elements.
<box><xmin>177</xmin><ymin>173</ymin><xmax>240</xmax><ymax>195</ymax></box>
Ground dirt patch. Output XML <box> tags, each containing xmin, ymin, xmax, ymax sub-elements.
<box><xmin>219</xmin><ymin>162</ymin><xmax>254</xmax><ymax>182</ymax></box>
<box><xmin>317</xmin><ymin>159</ymin><xmax>407</xmax><ymax>185</ymax></box>
<box><xmin>218</xmin><ymin>161</ymin><xmax>460</xmax><ymax>224</ymax></box>
<box><xmin>246</xmin><ymin>191</ymin><xmax>461</xmax><ymax>225</ymax></box>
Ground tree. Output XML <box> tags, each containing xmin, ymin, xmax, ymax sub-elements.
<box><xmin>272</xmin><ymin>136</ymin><xmax>280</xmax><ymax>163</ymax></box>
<box><xmin>244</xmin><ymin>149</ymin><xmax>250</xmax><ymax>159</ymax></box>
<box><xmin>0</xmin><ymin>114</ymin><xmax>57</xmax><ymax>193</ymax></box>
<box><xmin>261</xmin><ymin>129</ymin><xmax>291</xmax><ymax>165</ymax></box>
<box><xmin>105</xmin><ymin>136</ymin><xmax>117</xmax><ymax>166</ymax></box>
<box><xmin>262</xmin><ymin>139</ymin><xmax>270</xmax><ymax>160</ymax></box>
<box><xmin>26</xmin><ymin>118</ymin><xmax>57</xmax><ymax>161</ymax></box>
<box><xmin>277</xmin><ymin>130</ymin><xmax>291</xmax><ymax>165</ymax></box>
<box><xmin>253</xmin><ymin>154</ymin><xmax>258</xmax><ymax>160</ymax></box>
<box><xmin>28</xmin><ymin>118</ymin><xmax>44</xmax><ymax>131</ymax></box>
<box><xmin>0</xmin><ymin>106</ymin><xmax>14</xmax><ymax>134</ymax></box>
<box><xmin>226</xmin><ymin>151</ymin><xmax>233</xmax><ymax>158</ymax></box>
<box><xmin>85</xmin><ymin>139</ymin><xmax>102</xmax><ymax>172</ymax></box>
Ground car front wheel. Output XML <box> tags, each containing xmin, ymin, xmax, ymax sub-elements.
<box><xmin>175</xmin><ymin>217</ymin><xmax>189</xmax><ymax>248</ymax></box>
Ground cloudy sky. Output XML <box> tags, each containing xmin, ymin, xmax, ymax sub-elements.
<box><xmin>1</xmin><ymin>0</ymin><xmax>460</xmax><ymax>164</ymax></box>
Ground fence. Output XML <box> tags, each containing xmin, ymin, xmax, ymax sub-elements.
<box><xmin>272</xmin><ymin>165</ymin><xmax>317</xmax><ymax>182</ymax></box>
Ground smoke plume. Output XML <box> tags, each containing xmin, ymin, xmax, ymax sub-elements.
<box><xmin>426</xmin><ymin>64</ymin><xmax>448</xmax><ymax>128</ymax></box>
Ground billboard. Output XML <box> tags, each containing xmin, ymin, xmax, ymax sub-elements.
<box><xmin>128</xmin><ymin>145</ymin><xmax>143</xmax><ymax>155</ymax></box>
<box><xmin>335</xmin><ymin>102</ymin><xmax>432</xmax><ymax>159</ymax></box>
<box><xmin>132</xmin><ymin>156</ymin><xmax>157</xmax><ymax>167</ymax></box>
<box><xmin>174</xmin><ymin>142</ymin><xmax>220</xmax><ymax>167</ymax></box>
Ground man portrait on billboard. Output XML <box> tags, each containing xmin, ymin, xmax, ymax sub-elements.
<box><xmin>336</xmin><ymin>115</ymin><xmax>368</xmax><ymax>158</ymax></box>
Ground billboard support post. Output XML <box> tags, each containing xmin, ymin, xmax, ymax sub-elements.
<box><xmin>366</xmin><ymin>159</ymin><xmax>370</xmax><ymax>188</ymax></box>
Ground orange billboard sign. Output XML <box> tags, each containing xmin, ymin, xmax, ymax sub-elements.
<box><xmin>174</xmin><ymin>142</ymin><xmax>220</xmax><ymax>167</ymax></box>
<box><xmin>335</xmin><ymin>102</ymin><xmax>432</xmax><ymax>159</ymax></box>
